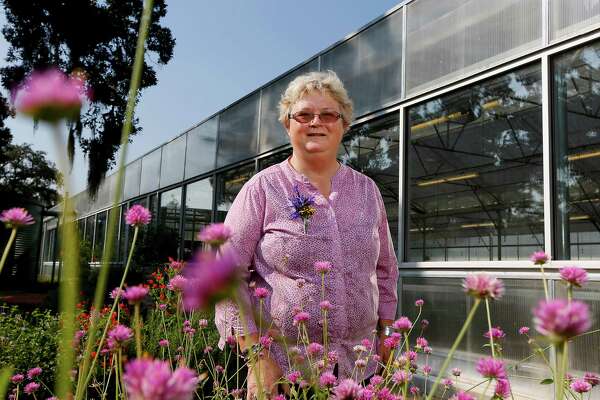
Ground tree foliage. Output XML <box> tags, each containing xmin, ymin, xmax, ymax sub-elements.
<box><xmin>0</xmin><ymin>0</ymin><xmax>175</xmax><ymax>196</ymax></box>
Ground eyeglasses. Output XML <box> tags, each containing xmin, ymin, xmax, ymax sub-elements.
<box><xmin>288</xmin><ymin>111</ymin><xmax>343</xmax><ymax>124</ymax></box>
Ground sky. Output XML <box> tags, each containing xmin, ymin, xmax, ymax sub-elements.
<box><xmin>1</xmin><ymin>1</ymin><xmax>401</xmax><ymax>193</ymax></box>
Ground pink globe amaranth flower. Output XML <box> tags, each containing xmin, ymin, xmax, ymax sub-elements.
<box><xmin>198</xmin><ymin>319</ymin><xmax>208</xmax><ymax>328</ymax></box>
<box><xmin>494</xmin><ymin>378</ymin><xmax>511</xmax><ymax>399</ymax></box>
<box><xmin>167</xmin><ymin>275</ymin><xmax>187</xmax><ymax>291</ymax></box>
<box><xmin>27</xmin><ymin>367</ymin><xmax>42</xmax><ymax>379</ymax></box>
<box><xmin>319</xmin><ymin>371</ymin><xmax>337</xmax><ymax>387</ymax></box>
<box><xmin>533</xmin><ymin>299</ymin><xmax>591</xmax><ymax>341</ymax></box>
<box><xmin>273</xmin><ymin>395</ymin><xmax>285</xmax><ymax>400</ymax></box>
<box><xmin>125</xmin><ymin>205</ymin><xmax>152</xmax><ymax>227</ymax></box>
<box><xmin>10</xmin><ymin>374</ymin><xmax>24</xmax><ymax>383</ymax></box>
<box><xmin>422</xmin><ymin>365</ymin><xmax>432</xmax><ymax>375</ymax></box>
<box><xmin>203</xmin><ymin>346</ymin><xmax>213</xmax><ymax>354</ymax></box>
<box><xmin>410</xmin><ymin>386</ymin><xmax>420</xmax><ymax>395</ymax></box>
<box><xmin>416</xmin><ymin>336</ymin><xmax>428</xmax><ymax>348</ymax></box>
<box><xmin>123</xmin><ymin>285</ymin><xmax>149</xmax><ymax>304</ymax></box>
<box><xmin>442</xmin><ymin>378</ymin><xmax>453</xmax><ymax>388</ymax></box>
<box><xmin>559</xmin><ymin>266</ymin><xmax>588</xmax><ymax>287</ymax></box>
<box><xmin>584</xmin><ymin>372</ymin><xmax>600</xmax><ymax>387</ymax></box>
<box><xmin>12</xmin><ymin>69</ymin><xmax>88</xmax><ymax>122</ymax></box>
<box><xmin>383</xmin><ymin>336</ymin><xmax>400</xmax><ymax>349</ymax></box>
<box><xmin>450</xmin><ymin>391</ymin><xmax>475</xmax><ymax>400</ymax></box>
<box><xmin>215</xmin><ymin>365</ymin><xmax>224</xmax><ymax>374</ymax></box>
<box><xmin>158</xmin><ymin>303</ymin><xmax>167</xmax><ymax>311</ymax></box>
<box><xmin>462</xmin><ymin>274</ymin><xmax>505</xmax><ymax>300</ymax></box>
<box><xmin>23</xmin><ymin>382</ymin><xmax>40</xmax><ymax>394</ymax></box>
<box><xmin>314</xmin><ymin>260</ymin><xmax>333</xmax><ymax>274</ymax></box>
<box><xmin>476</xmin><ymin>357</ymin><xmax>506</xmax><ymax>379</ymax></box>
<box><xmin>354</xmin><ymin>359</ymin><xmax>367</xmax><ymax>369</ymax></box>
<box><xmin>182</xmin><ymin>249</ymin><xmax>240</xmax><ymax>311</ymax></box>
<box><xmin>108</xmin><ymin>324</ymin><xmax>133</xmax><ymax>344</ymax></box>
<box><xmin>423</xmin><ymin>345</ymin><xmax>433</xmax><ymax>354</ymax></box>
<box><xmin>225</xmin><ymin>335</ymin><xmax>237</xmax><ymax>347</ymax></box>
<box><xmin>518</xmin><ymin>326</ymin><xmax>530</xmax><ymax>335</ymax></box>
<box><xmin>359</xmin><ymin>388</ymin><xmax>374</xmax><ymax>400</ymax></box>
<box><xmin>320</xmin><ymin>300</ymin><xmax>332</xmax><ymax>310</ymax></box>
<box><xmin>361</xmin><ymin>338</ymin><xmax>372</xmax><ymax>348</ymax></box>
<box><xmin>530</xmin><ymin>250</ymin><xmax>549</xmax><ymax>265</ymax></box>
<box><xmin>259</xmin><ymin>335</ymin><xmax>273</xmax><ymax>348</ymax></box>
<box><xmin>123</xmin><ymin>358</ymin><xmax>198</xmax><ymax>400</ymax></box>
<box><xmin>333</xmin><ymin>379</ymin><xmax>362</xmax><ymax>400</ymax></box>
<box><xmin>0</xmin><ymin>208</ymin><xmax>34</xmax><ymax>229</ymax></box>
<box><xmin>452</xmin><ymin>367</ymin><xmax>462</xmax><ymax>377</ymax></box>
<box><xmin>370</xmin><ymin>375</ymin><xmax>383</xmax><ymax>386</ymax></box>
<box><xmin>307</xmin><ymin>342</ymin><xmax>323</xmax><ymax>356</ymax></box>
<box><xmin>392</xmin><ymin>316</ymin><xmax>412</xmax><ymax>332</ymax></box>
<box><xmin>253</xmin><ymin>287</ymin><xmax>269</xmax><ymax>299</ymax></box>
<box><xmin>421</xmin><ymin>319</ymin><xmax>429</xmax><ymax>329</ymax></box>
<box><xmin>286</xmin><ymin>371</ymin><xmax>302</xmax><ymax>384</ymax></box>
<box><xmin>391</xmin><ymin>370</ymin><xmax>411</xmax><ymax>385</ymax></box>
<box><xmin>109</xmin><ymin>287</ymin><xmax>123</xmax><ymax>299</ymax></box>
<box><xmin>158</xmin><ymin>339</ymin><xmax>169</xmax><ymax>347</ymax></box>
<box><xmin>483</xmin><ymin>326</ymin><xmax>506</xmax><ymax>340</ymax></box>
<box><xmin>571</xmin><ymin>379</ymin><xmax>592</xmax><ymax>393</ymax></box>
<box><xmin>328</xmin><ymin>350</ymin><xmax>339</xmax><ymax>364</ymax></box>
<box><xmin>293</xmin><ymin>311</ymin><xmax>310</xmax><ymax>326</ymax></box>
<box><xmin>197</xmin><ymin>223</ymin><xmax>232</xmax><ymax>247</ymax></box>
<box><xmin>415</xmin><ymin>298</ymin><xmax>424</xmax><ymax>307</ymax></box>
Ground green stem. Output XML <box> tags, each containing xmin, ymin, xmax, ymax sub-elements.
<box><xmin>567</xmin><ymin>285</ymin><xmax>573</xmax><ymax>303</ymax></box>
<box><xmin>0</xmin><ymin>228</ymin><xmax>17</xmax><ymax>276</ymax></box>
<box><xmin>555</xmin><ymin>341</ymin><xmax>568</xmax><ymax>400</ymax></box>
<box><xmin>0</xmin><ymin>366</ymin><xmax>13</xmax><ymax>400</ymax></box>
<box><xmin>540</xmin><ymin>265</ymin><xmax>549</xmax><ymax>301</ymax></box>
<box><xmin>134</xmin><ymin>303</ymin><xmax>142</xmax><ymax>358</ymax></box>
<box><xmin>426</xmin><ymin>298</ymin><xmax>481</xmax><ymax>400</ymax></box>
<box><xmin>485</xmin><ymin>298</ymin><xmax>496</xmax><ymax>358</ymax></box>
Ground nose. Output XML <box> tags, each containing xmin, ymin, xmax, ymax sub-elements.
<box><xmin>308</xmin><ymin>114</ymin><xmax>323</xmax><ymax>126</ymax></box>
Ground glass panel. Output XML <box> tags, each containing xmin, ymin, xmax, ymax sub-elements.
<box><xmin>217</xmin><ymin>93</ymin><xmax>260</xmax><ymax>168</ymax></box>
<box><xmin>183</xmin><ymin>179</ymin><xmax>214</xmax><ymax>259</ymax></box>
<box><xmin>406</xmin><ymin>0</ymin><xmax>541</xmax><ymax>95</ymax></box>
<box><xmin>123</xmin><ymin>159</ymin><xmax>141</xmax><ymax>200</ymax></box>
<box><xmin>93</xmin><ymin>211</ymin><xmax>107</xmax><ymax>262</ymax></box>
<box><xmin>185</xmin><ymin>116</ymin><xmax>218</xmax><ymax>179</ymax></box>
<box><xmin>321</xmin><ymin>9</ymin><xmax>403</xmax><ymax>117</ymax></box>
<box><xmin>85</xmin><ymin>215</ymin><xmax>95</xmax><ymax>249</ymax></box>
<box><xmin>259</xmin><ymin>60</ymin><xmax>319</xmax><ymax>153</ymax></box>
<box><xmin>140</xmin><ymin>148</ymin><xmax>162</xmax><ymax>194</ymax></box>
<box><xmin>160</xmin><ymin>135</ymin><xmax>186</xmax><ymax>188</ymax></box>
<box><xmin>550</xmin><ymin>0</ymin><xmax>600</xmax><ymax>42</ymax></box>
<box><xmin>338</xmin><ymin>114</ymin><xmax>400</xmax><ymax>251</ymax></box>
<box><xmin>258</xmin><ymin>148</ymin><xmax>292</xmax><ymax>170</ymax></box>
<box><xmin>553</xmin><ymin>42</ymin><xmax>600</xmax><ymax>260</ymax></box>
<box><xmin>43</xmin><ymin>229</ymin><xmax>56</xmax><ymax>262</ymax></box>
<box><xmin>118</xmin><ymin>204</ymin><xmax>128</xmax><ymax>263</ymax></box>
<box><xmin>401</xmin><ymin>277</ymin><xmax>551</xmax><ymax>398</ymax></box>
<box><xmin>406</xmin><ymin>64</ymin><xmax>544</xmax><ymax>261</ymax></box>
<box><xmin>215</xmin><ymin>163</ymin><xmax>256</xmax><ymax>222</ymax></box>
<box><xmin>159</xmin><ymin>187</ymin><xmax>182</xmax><ymax>258</ymax></box>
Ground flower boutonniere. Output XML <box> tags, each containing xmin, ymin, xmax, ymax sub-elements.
<box><xmin>289</xmin><ymin>184</ymin><xmax>316</xmax><ymax>234</ymax></box>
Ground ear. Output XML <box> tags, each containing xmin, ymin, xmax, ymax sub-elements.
<box><xmin>284</xmin><ymin>119</ymin><xmax>291</xmax><ymax>135</ymax></box>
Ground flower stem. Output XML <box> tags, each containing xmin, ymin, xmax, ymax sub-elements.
<box><xmin>0</xmin><ymin>228</ymin><xmax>17</xmax><ymax>276</ymax></box>
<box><xmin>134</xmin><ymin>303</ymin><xmax>142</xmax><ymax>358</ymax></box>
<box><xmin>0</xmin><ymin>366</ymin><xmax>13</xmax><ymax>400</ymax></box>
<box><xmin>555</xmin><ymin>341</ymin><xmax>568</xmax><ymax>400</ymax></box>
<box><xmin>485</xmin><ymin>298</ymin><xmax>496</xmax><ymax>358</ymax></box>
<box><xmin>426</xmin><ymin>298</ymin><xmax>481</xmax><ymax>400</ymax></box>
<box><xmin>540</xmin><ymin>265</ymin><xmax>549</xmax><ymax>301</ymax></box>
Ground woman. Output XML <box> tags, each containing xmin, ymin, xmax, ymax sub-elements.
<box><xmin>215</xmin><ymin>71</ymin><xmax>398</xmax><ymax>398</ymax></box>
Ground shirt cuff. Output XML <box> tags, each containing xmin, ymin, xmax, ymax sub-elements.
<box><xmin>378</xmin><ymin>301</ymin><xmax>398</xmax><ymax>321</ymax></box>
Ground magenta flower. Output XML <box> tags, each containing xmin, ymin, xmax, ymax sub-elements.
<box><xmin>167</xmin><ymin>275</ymin><xmax>187</xmax><ymax>291</ymax></box>
<box><xmin>410</xmin><ymin>386</ymin><xmax>420</xmax><ymax>395</ymax></box>
<box><xmin>533</xmin><ymin>299</ymin><xmax>591</xmax><ymax>341</ymax></box>
<box><xmin>307</xmin><ymin>342</ymin><xmax>323</xmax><ymax>356</ymax></box>
<box><xmin>571</xmin><ymin>379</ymin><xmax>592</xmax><ymax>394</ymax></box>
<box><xmin>442</xmin><ymin>378</ymin><xmax>453</xmax><ymax>388</ymax></box>
<box><xmin>415</xmin><ymin>298</ymin><xmax>424</xmax><ymax>307</ymax></box>
<box><xmin>123</xmin><ymin>358</ymin><xmax>198</xmax><ymax>400</ymax></box>
<box><xmin>483</xmin><ymin>327</ymin><xmax>506</xmax><ymax>340</ymax></box>
<box><xmin>108</xmin><ymin>324</ymin><xmax>133</xmax><ymax>349</ymax></box>
<box><xmin>182</xmin><ymin>249</ymin><xmax>240</xmax><ymax>311</ymax></box>
<box><xmin>158</xmin><ymin>303</ymin><xmax>167</xmax><ymax>311</ymax></box>
<box><xmin>10</xmin><ymin>374</ymin><xmax>24</xmax><ymax>384</ymax></box>
<box><xmin>584</xmin><ymin>372</ymin><xmax>600</xmax><ymax>387</ymax></box>
<box><xmin>23</xmin><ymin>382</ymin><xmax>40</xmax><ymax>394</ymax></box>
<box><xmin>354</xmin><ymin>359</ymin><xmax>367</xmax><ymax>369</ymax></box>
<box><xmin>421</xmin><ymin>319</ymin><xmax>429</xmax><ymax>329</ymax></box>
<box><xmin>158</xmin><ymin>339</ymin><xmax>169</xmax><ymax>348</ymax></box>
<box><xmin>462</xmin><ymin>274</ymin><xmax>505</xmax><ymax>300</ymax></box>
<box><xmin>370</xmin><ymin>375</ymin><xmax>383</xmax><ymax>386</ymax></box>
<box><xmin>452</xmin><ymin>367</ymin><xmax>462</xmax><ymax>377</ymax></box>
<box><xmin>328</xmin><ymin>351</ymin><xmax>339</xmax><ymax>364</ymax></box>
<box><xmin>125</xmin><ymin>205</ymin><xmax>152</xmax><ymax>227</ymax></box>
<box><xmin>253</xmin><ymin>287</ymin><xmax>269</xmax><ymax>299</ymax></box>
<box><xmin>287</xmin><ymin>371</ymin><xmax>302</xmax><ymax>384</ymax></box>
<box><xmin>391</xmin><ymin>370</ymin><xmax>411</xmax><ymax>385</ymax></box>
<box><xmin>392</xmin><ymin>316</ymin><xmax>412</xmax><ymax>332</ymax></box>
<box><xmin>225</xmin><ymin>335</ymin><xmax>237</xmax><ymax>347</ymax></box>
<box><xmin>450</xmin><ymin>392</ymin><xmax>475</xmax><ymax>400</ymax></box>
<box><xmin>314</xmin><ymin>261</ymin><xmax>333</xmax><ymax>274</ymax></box>
<box><xmin>476</xmin><ymin>357</ymin><xmax>506</xmax><ymax>379</ymax></box>
<box><xmin>197</xmin><ymin>223</ymin><xmax>232</xmax><ymax>247</ymax></box>
<box><xmin>0</xmin><ymin>208</ymin><xmax>34</xmax><ymax>229</ymax></box>
<box><xmin>259</xmin><ymin>335</ymin><xmax>273</xmax><ymax>348</ymax></box>
<box><xmin>12</xmin><ymin>69</ymin><xmax>87</xmax><ymax>122</ymax></box>
<box><xmin>559</xmin><ymin>266</ymin><xmax>588</xmax><ymax>287</ymax></box>
<box><xmin>293</xmin><ymin>311</ymin><xmax>310</xmax><ymax>326</ymax></box>
<box><xmin>320</xmin><ymin>300</ymin><xmax>332</xmax><ymax>310</ymax></box>
<box><xmin>422</xmin><ymin>365</ymin><xmax>432</xmax><ymax>375</ymax></box>
<box><xmin>123</xmin><ymin>285</ymin><xmax>149</xmax><ymax>304</ymax></box>
<box><xmin>319</xmin><ymin>372</ymin><xmax>337</xmax><ymax>387</ymax></box>
<box><xmin>530</xmin><ymin>251</ymin><xmax>549</xmax><ymax>265</ymax></box>
<box><xmin>423</xmin><ymin>345</ymin><xmax>433</xmax><ymax>354</ymax></box>
<box><xmin>383</xmin><ymin>333</ymin><xmax>401</xmax><ymax>349</ymax></box>
<box><xmin>494</xmin><ymin>379</ymin><xmax>511</xmax><ymax>398</ymax></box>
<box><xmin>416</xmin><ymin>336</ymin><xmax>428</xmax><ymax>348</ymax></box>
<box><xmin>333</xmin><ymin>379</ymin><xmax>362</xmax><ymax>400</ymax></box>
<box><xmin>518</xmin><ymin>326</ymin><xmax>530</xmax><ymax>335</ymax></box>
<box><xmin>109</xmin><ymin>287</ymin><xmax>123</xmax><ymax>299</ymax></box>
<box><xmin>27</xmin><ymin>367</ymin><xmax>42</xmax><ymax>379</ymax></box>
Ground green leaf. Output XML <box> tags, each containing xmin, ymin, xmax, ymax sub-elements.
<box><xmin>540</xmin><ymin>378</ymin><xmax>554</xmax><ymax>385</ymax></box>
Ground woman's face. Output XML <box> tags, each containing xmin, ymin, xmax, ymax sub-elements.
<box><xmin>285</xmin><ymin>91</ymin><xmax>346</xmax><ymax>158</ymax></box>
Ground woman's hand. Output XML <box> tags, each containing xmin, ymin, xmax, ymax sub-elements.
<box><xmin>377</xmin><ymin>319</ymin><xmax>394</xmax><ymax>366</ymax></box>
<box><xmin>246</xmin><ymin>354</ymin><xmax>282</xmax><ymax>400</ymax></box>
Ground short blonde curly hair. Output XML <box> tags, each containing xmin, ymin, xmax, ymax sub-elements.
<box><xmin>278</xmin><ymin>70</ymin><xmax>353</xmax><ymax>128</ymax></box>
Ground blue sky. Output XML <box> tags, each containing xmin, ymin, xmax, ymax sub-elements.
<box><xmin>1</xmin><ymin>1</ymin><xmax>400</xmax><ymax>193</ymax></box>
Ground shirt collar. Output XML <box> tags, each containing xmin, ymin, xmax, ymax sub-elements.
<box><xmin>279</xmin><ymin>156</ymin><xmax>346</xmax><ymax>185</ymax></box>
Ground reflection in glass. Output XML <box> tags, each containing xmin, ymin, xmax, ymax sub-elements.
<box><xmin>159</xmin><ymin>188</ymin><xmax>182</xmax><ymax>258</ymax></box>
<box><xmin>85</xmin><ymin>215</ymin><xmax>95</xmax><ymax>250</ymax></box>
<box><xmin>338</xmin><ymin>114</ymin><xmax>400</xmax><ymax>251</ymax></box>
<box><xmin>406</xmin><ymin>64</ymin><xmax>543</xmax><ymax>261</ymax></box>
<box><xmin>123</xmin><ymin>160</ymin><xmax>141</xmax><ymax>200</ymax></box>
<box><xmin>160</xmin><ymin>135</ymin><xmax>186</xmax><ymax>188</ymax></box>
<box><xmin>140</xmin><ymin>149</ymin><xmax>161</xmax><ymax>194</ymax></box>
<box><xmin>184</xmin><ymin>179</ymin><xmax>214</xmax><ymax>259</ymax></box>
<box><xmin>216</xmin><ymin>163</ymin><xmax>255</xmax><ymax>222</ymax></box>
<box><xmin>553</xmin><ymin>42</ymin><xmax>600</xmax><ymax>260</ymax></box>
<box><xmin>93</xmin><ymin>211</ymin><xmax>107</xmax><ymax>262</ymax></box>
<box><xmin>185</xmin><ymin>117</ymin><xmax>218</xmax><ymax>179</ymax></box>
<box><xmin>258</xmin><ymin>148</ymin><xmax>292</xmax><ymax>171</ymax></box>
<box><xmin>217</xmin><ymin>93</ymin><xmax>260</xmax><ymax>167</ymax></box>
<box><xmin>118</xmin><ymin>204</ymin><xmax>128</xmax><ymax>263</ymax></box>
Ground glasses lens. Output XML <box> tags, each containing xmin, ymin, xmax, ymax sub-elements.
<box><xmin>320</xmin><ymin>112</ymin><xmax>339</xmax><ymax>123</ymax></box>
<box><xmin>294</xmin><ymin>112</ymin><xmax>313</xmax><ymax>123</ymax></box>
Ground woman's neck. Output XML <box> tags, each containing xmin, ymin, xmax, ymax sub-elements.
<box><xmin>289</xmin><ymin>153</ymin><xmax>340</xmax><ymax>180</ymax></box>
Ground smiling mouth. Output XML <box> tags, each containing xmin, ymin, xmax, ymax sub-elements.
<box><xmin>307</xmin><ymin>133</ymin><xmax>326</xmax><ymax>137</ymax></box>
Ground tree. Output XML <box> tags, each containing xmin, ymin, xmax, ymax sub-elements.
<box><xmin>0</xmin><ymin>0</ymin><xmax>175</xmax><ymax>197</ymax></box>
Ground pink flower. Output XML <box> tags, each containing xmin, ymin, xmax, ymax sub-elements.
<box><xmin>27</xmin><ymin>367</ymin><xmax>42</xmax><ymax>379</ymax></box>
<box><xmin>215</xmin><ymin>365</ymin><xmax>224</xmax><ymax>374</ymax></box>
<box><xmin>530</xmin><ymin>251</ymin><xmax>549</xmax><ymax>265</ymax></box>
<box><xmin>293</xmin><ymin>311</ymin><xmax>310</xmax><ymax>326</ymax></box>
<box><xmin>259</xmin><ymin>335</ymin><xmax>273</xmax><ymax>348</ymax></box>
<box><xmin>203</xmin><ymin>346</ymin><xmax>213</xmax><ymax>354</ymax></box>
<box><xmin>483</xmin><ymin>327</ymin><xmax>506</xmax><ymax>340</ymax></box>
<box><xmin>108</xmin><ymin>324</ymin><xmax>133</xmax><ymax>348</ymax></box>
<box><xmin>123</xmin><ymin>358</ymin><xmax>198</xmax><ymax>400</ymax></box>
<box><xmin>307</xmin><ymin>342</ymin><xmax>323</xmax><ymax>356</ymax></box>
<box><xmin>422</xmin><ymin>365</ymin><xmax>432</xmax><ymax>375</ymax></box>
<box><xmin>158</xmin><ymin>339</ymin><xmax>169</xmax><ymax>347</ymax></box>
<box><xmin>13</xmin><ymin>69</ymin><xmax>87</xmax><ymax>122</ymax></box>
<box><xmin>392</xmin><ymin>316</ymin><xmax>412</xmax><ymax>332</ymax></box>
<box><xmin>584</xmin><ymin>372</ymin><xmax>600</xmax><ymax>387</ymax></box>
<box><xmin>383</xmin><ymin>334</ymin><xmax>401</xmax><ymax>349</ymax></box>
<box><xmin>286</xmin><ymin>371</ymin><xmax>301</xmax><ymax>384</ymax></box>
<box><xmin>158</xmin><ymin>303</ymin><xmax>167</xmax><ymax>311</ymax></box>
<box><xmin>353</xmin><ymin>344</ymin><xmax>367</xmax><ymax>353</ymax></box>
<box><xmin>10</xmin><ymin>374</ymin><xmax>24</xmax><ymax>384</ymax></box>
<box><xmin>198</xmin><ymin>319</ymin><xmax>208</xmax><ymax>328</ymax></box>
<box><xmin>359</xmin><ymin>388</ymin><xmax>374</xmax><ymax>400</ymax></box>
<box><xmin>361</xmin><ymin>338</ymin><xmax>372</xmax><ymax>348</ymax></box>
<box><xmin>391</xmin><ymin>370</ymin><xmax>411</xmax><ymax>385</ymax></box>
<box><xmin>533</xmin><ymin>299</ymin><xmax>591</xmax><ymax>340</ymax></box>
<box><xmin>494</xmin><ymin>379</ymin><xmax>511</xmax><ymax>398</ymax></box>
<box><xmin>421</xmin><ymin>319</ymin><xmax>429</xmax><ymax>329</ymax></box>
<box><xmin>476</xmin><ymin>357</ymin><xmax>506</xmax><ymax>379</ymax></box>
<box><xmin>125</xmin><ymin>205</ymin><xmax>152</xmax><ymax>227</ymax></box>
<box><xmin>559</xmin><ymin>266</ymin><xmax>588</xmax><ymax>287</ymax></box>
<box><xmin>423</xmin><ymin>345</ymin><xmax>433</xmax><ymax>354</ymax></box>
<box><xmin>123</xmin><ymin>285</ymin><xmax>149</xmax><ymax>304</ymax></box>
<box><xmin>410</xmin><ymin>386</ymin><xmax>420</xmax><ymax>395</ymax></box>
<box><xmin>328</xmin><ymin>351</ymin><xmax>339</xmax><ymax>364</ymax></box>
<box><xmin>182</xmin><ymin>249</ymin><xmax>240</xmax><ymax>311</ymax></box>
<box><xmin>450</xmin><ymin>392</ymin><xmax>475</xmax><ymax>400</ymax></box>
<box><xmin>452</xmin><ymin>367</ymin><xmax>462</xmax><ymax>377</ymax></box>
<box><xmin>198</xmin><ymin>223</ymin><xmax>232</xmax><ymax>247</ymax></box>
<box><xmin>109</xmin><ymin>287</ymin><xmax>123</xmax><ymax>299</ymax></box>
<box><xmin>415</xmin><ymin>299</ymin><xmax>424</xmax><ymax>307</ymax></box>
<box><xmin>370</xmin><ymin>375</ymin><xmax>383</xmax><ymax>386</ymax></box>
<box><xmin>416</xmin><ymin>337</ymin><xmax>428</xmax><ymax>348</ymax></box>
<box><xmin>518</xmin><ymin>326</ymin><xmax>530</xmax><ymax>335</ymax></box>
<box><xmin>225</xmin><ymin>336</ymin><xmax>237</xmax><ymax>347</ymax></box>
<box><xmin>333</xmin><ymin>379</ymin><xmax>362</xmax><ymax>400</ymax></box>
<box><xmin>319</xmin><ymin>372</ymin><xmax>337</xmax><ymax>387</ymax></box>
<box><xmin>314</xmin><ymin>261</ymin><xmax>333</xmax><ymax>274</ymax></box>
<box><xmin>273</xmin><ymin>395</ymin><xmax>285</xmax><ymax>400</ymax></box>
<box><xmin>167</xmin><ymin>275</ymin><xmax>187</xmax><ymax>291</ymax></box>
<box><xmin>354</xmin><ymin>359</ymin><xmax>367</xmax><ymax>369</ymax></box>
<box><xmin>319</xmin><ymin>300</ymin><xmax>332</xmax><ymax>310</ymax></box>
<box><xmin>1</xmin><ymin>208</ymin><xmax>35</xmax><ymax>229</ymax></box>
<box><xmin>462</xmin><ymin>274</ymin><xmax>505</xmax><ymax>300</ymax></box>
<box><xmin>23</xmin><ymin>382</ymin><xmax>40</xmax><ymax>394</ymax></box>
<box><xmin>442</xmin><ymin>378</ymin><xmax>453</xmax><ymax>388</ymax></box>
<box><xmin>253</xmin><ymin>287</ymin><xmax>269</xmax><ymax>299</ymax></box>
<box><xmin>571</xmin><ymin>379</ymin><xmax>592</xmax><ymax>393</ymax></box>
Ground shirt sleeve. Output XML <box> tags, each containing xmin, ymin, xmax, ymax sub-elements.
<box><xmin>373</xmin><ymin>182</ymin><xmax>399</xmax><ymax>321</ymax></box>
<box><xmin>214</xmin><ymin>178</ymin><xmax>264</xmax><ymax>342</ymax></box>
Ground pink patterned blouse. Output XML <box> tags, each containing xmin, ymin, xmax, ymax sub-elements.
<box><xmin>215</xmin><ymin>158</ymin><xmax>399</xmax><ymax>378</ymax></box>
